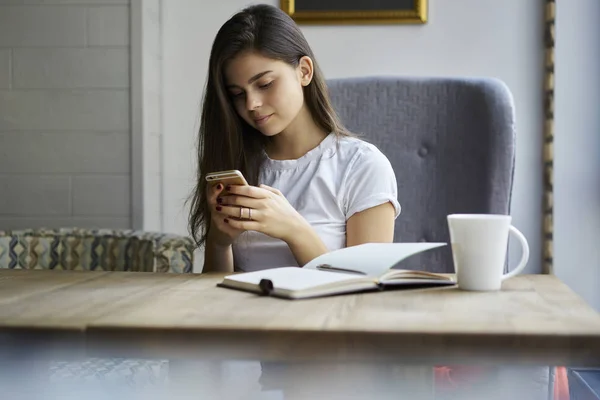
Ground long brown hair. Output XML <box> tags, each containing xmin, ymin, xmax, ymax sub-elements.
<box><xmin>188</xmin><ymin>4</ymin><xmax>350</xmax><ymax>247</ymax></box>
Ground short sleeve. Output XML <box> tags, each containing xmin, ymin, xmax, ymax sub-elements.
<box><xmin>341</xmin><ymin>145</ymin><xmax>401</xmax><ymax>220</ymax></box>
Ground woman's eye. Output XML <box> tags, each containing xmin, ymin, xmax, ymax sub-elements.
<box><xmin>230</xmin><ymin>92</ymin><xmax>245</xmax><ymax>98</ymax></box>
<box><xmin>259</xmin><ymin>81</ymin><xmax>273</xmax><ymax>90</ymax></box>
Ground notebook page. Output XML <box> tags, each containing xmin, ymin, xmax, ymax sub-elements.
<box><xmin>224</xmin><ymin>267</ymin><xmax>363</xmax><ymax>291</ymax></box>
<box><xmin>303</xmin><ymin>242</ymin><xmax>447</xmax><ymax>277</ymax></box>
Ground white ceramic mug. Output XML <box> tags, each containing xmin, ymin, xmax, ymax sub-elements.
<box><xmin>447</xmin><ymin>214</ymin><xmax>529</xmax><ymax>291</ymax></box>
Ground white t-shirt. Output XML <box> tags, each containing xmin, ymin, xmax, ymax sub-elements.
<box><xmin>232</xmin><ymin>133</ymin><xmax>401</xmax><ymax>272</ymax></box>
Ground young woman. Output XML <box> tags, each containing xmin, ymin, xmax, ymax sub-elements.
<box><xmin>188</xmin><ymin>4</ymin><xmax>401</xmax><ymax>274</ymax></box>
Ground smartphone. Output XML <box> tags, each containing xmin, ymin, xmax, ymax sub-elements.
<box><xmin>205</xmin><ymin>170</ymin><xmax>249</xmax><ymax>189</ymax></box>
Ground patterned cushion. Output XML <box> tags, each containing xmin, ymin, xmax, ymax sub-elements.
<box><xmin>0</xmin><ymin>228</ymin><xmax>194</xmax><ymax>273</ymax></box>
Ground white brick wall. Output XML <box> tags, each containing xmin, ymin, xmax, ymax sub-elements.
<box><xmin>0</xmin><ymin>0</ymin><xmax>131</xmax><ymax>230</ymax></box>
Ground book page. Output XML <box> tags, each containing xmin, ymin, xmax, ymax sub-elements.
<box><xmin>224</xmin><ymin>267</ymin><xmax>366</xmax><ymax>291</ymax></box>
<box><xmin>381</xmin><ymin>269</ymin><xmax>454</xmax><ymax>282</ymax></box>
<box><xmin>303</xmin><ymin>242</ymin><xmax>447</xmax><ymax>277</ymax></box>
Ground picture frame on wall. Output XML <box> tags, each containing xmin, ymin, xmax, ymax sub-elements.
<box><xmin>280</xmin><ymin>0</ymin><xmax>427</xmax><ymax>25</ymax></box>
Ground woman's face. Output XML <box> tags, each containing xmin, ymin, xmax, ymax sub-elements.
<box><xmin>224</xmin><ymin>51</ymin><xmax>312</xmax><ymax>137</ymax></box>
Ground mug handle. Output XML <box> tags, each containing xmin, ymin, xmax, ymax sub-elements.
<box><xmin>502</xmin><ymin>225</ymin><xmax>530</xmax><ymax>280</ymax></box>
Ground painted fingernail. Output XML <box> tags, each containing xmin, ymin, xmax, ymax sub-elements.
<box><xmin>224</xmin><ymin>218</ymin><xmax>229</xmax><ymax>224</ymax></box>
<box><xmin>216</xmin><ymin>183</ymin><xmax>223</xmax><ymax>190</ymax></box>
<box><xmin>217</xmin><ymin>197</ymin><xmax>222</xmax><ymax>204</ymax></box>
<box><xmin>216</xmin><ymin>206</ymin><xmax>222</xmax><ymax>211</ymax></box>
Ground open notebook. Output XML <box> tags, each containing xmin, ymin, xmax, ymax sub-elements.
<box><xmin>217</xmin><ymin>242</ymin><xmax>455</xmax><ymax>299</ymax></box>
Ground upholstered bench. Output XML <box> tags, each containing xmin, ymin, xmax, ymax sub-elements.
<box><xmin>0</xmin><ymin>228</ymin><xmax>194</xmax><ymax>273</ymax></box>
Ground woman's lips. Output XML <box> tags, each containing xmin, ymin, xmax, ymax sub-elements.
<box><xmin>254</xmin><ymin>114</ymin><xmax>272</xmax><ymax>125</ymax></box>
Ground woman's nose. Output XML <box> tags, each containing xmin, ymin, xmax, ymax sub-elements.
<box><xmin>246</xmin><ymin>92</ymin><xmax>262</xmax><ymax>111</ymax></box>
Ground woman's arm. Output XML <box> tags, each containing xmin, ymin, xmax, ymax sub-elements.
<box><xmin>216</xmin><ymin>185</ymin><xmax>397</xmax><ymax>268</ymax></box>
<box><xmin>216</xmin><ymin>184</ymin><xmax>331</xmax><ymax>267</ymax></box>
<box><xmin>202</xmin><ymin>228</ymin><xmax>235</xmax><ymax>273</ymax></box>
<box><xmin>285</xmin><ymin>220</ymin><xmax>329</xmax><ymax>267</ymax></box>
<box><xmin>288</xmin><ymin>201</ymin><xmax>396</xmax><ymax>266</ymax></box>
<box><xmin>346</xmin><ymin>202</ymin><xmax>396</xmax><ymax>246</ymax></box>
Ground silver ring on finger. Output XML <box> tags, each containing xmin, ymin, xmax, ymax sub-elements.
<box><xmin>248</xmin><ymin>208</ymin><xmax>252</xmax><ymax>220</ymax></box>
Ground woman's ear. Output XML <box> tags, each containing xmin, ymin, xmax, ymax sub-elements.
<box><xmin>298</xmin><ymin>56</ymin><xmax>314</xmax><ymax>87</ymax></box>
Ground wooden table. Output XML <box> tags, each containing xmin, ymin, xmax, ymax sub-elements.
<box><xmin>1</xmin><ymin>269</ymin><xmax>600</xmax><ymax>399</ymax></box>
<box><xmin>1</xmin><ymin>269</ymin><xmax>600</xmax><ymax>365</ymax></box>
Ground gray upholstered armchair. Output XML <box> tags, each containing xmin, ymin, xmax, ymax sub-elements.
<box><xmin>327</xmin><ymin>76</ymin><xmax>553</xmax><ymax>400</ymax></box>
<box><xmin>328</xmin><ymin>76</ymin><xmax>515</xmax><ymax>273</ymax></box>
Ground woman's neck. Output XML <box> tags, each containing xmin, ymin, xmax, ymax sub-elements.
<box><xmin>265</xmin><ymin>106</ymin><xmax>329</xmax><ymax>160</ymax></box>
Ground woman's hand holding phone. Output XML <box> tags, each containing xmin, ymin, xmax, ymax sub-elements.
<box><xmin>206</xmin><ymin>169</ymin><xmax>310</xmax><ymax>245</ymax></box>
<box><xmin>206</xmin><ymin>181</ymin><xmax>246</xmax><ymax>246</ymax></box>
<box><xmin>216</xmin><ymin>184</ymin><xmax>310</xmax><ymax>245</ymax></box>
<box><xmin>205</xmin><ymin>169</ymin><xmax>328</xmax><ymax>267</ymax></box>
